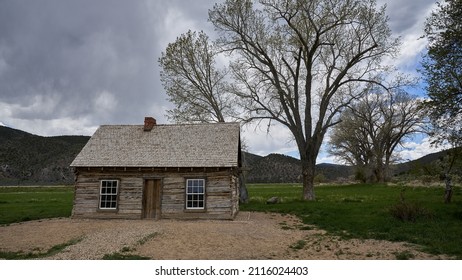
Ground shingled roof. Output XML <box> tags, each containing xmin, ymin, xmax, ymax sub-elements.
<box><xmin>70</xmin><ymin>122</ymin><xmax>241</xmax><ymax>168</ymax></box>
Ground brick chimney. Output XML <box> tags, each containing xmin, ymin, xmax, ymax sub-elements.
<box><xmin>144</xmin><ymin>117</ymin><xmax>156</xmax><ymax>131</ymax></box>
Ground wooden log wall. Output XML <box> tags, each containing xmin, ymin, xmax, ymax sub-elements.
<box><xmin>72</xmin><ymin>167</ymin><xmax>239</xmax><ymax>220</ymax></box>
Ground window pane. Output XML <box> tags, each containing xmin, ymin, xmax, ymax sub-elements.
<box><xmin>185</xmin><ymin>179</ymin><xmax>205</xmax><ymax>209</ymax></box>
<box><xmin>100</xmin><ymin>180</ymin><xmax>118</xmax><ymax>209</ymax></box>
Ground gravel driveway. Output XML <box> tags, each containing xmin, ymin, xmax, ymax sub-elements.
<box><xmin>0</xmin><ymin>212</ymin><xmax>449</xmax><ymax>260</ymax></box>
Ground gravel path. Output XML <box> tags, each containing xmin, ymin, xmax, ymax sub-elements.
<box><xmin>0</xmin><ymin>212</ymin><xmax>450</xmax><ymax>260</ymax></box>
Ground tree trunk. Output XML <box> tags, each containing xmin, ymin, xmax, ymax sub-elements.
<box><xmin>239</xmin><ymin>151</ymin><xmax>249</xmax><ymax>203</ymax></box>
<box><xmin>374</xmin><ymin>159</ymin><xmax>385</xmax><ymax>183</ymax></box>
<box><xmin>444</xmin><ymin>174</ymin><xmax>453</xmax><ymax>204</ymax></box>
<box><xmin>239</xmin><ymin>172</ymin><xmax>249</xmax><ymax>203</ymax></box>
<box><xmin>301</xmin><ymin>158</ymin><xmax>316</xmax><ymax>200</ymax></box>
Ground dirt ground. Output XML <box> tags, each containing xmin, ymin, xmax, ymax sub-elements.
<box><xmin>0</xmin><ymin>212</ymin><xmax>450</xmax><ymax>260</ymax></box>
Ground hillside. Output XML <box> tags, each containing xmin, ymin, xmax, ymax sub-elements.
<box><xmin>0</xmin><ymin>125</ymin><xmax>458</xmax><ymax>185</ymax></box>
<box><xmin>243</xmin><ymin>148</ymin><xmax>461</xmax><ymax>183</ymax></box>
<box><xmin>394</xmin><ymin>147</ymin><xmax>462</xmax><ymax>178</ymax></box>
<box><xmin>0</xmin><ymin>126</ymin><xmax>89</xmax><ymax>185</ymax></box>
<box><xmin>0</xmin><ymin>125</ymin><xmax>352</xmax><ymax>185</ymax></box>
<box><xmin>244</xmin><ymin>153</ymin><xmax>302</xmax><ymax>183</ymax></box>
<box><xmin>243</xmin><ymin>152</ymin><xmax>353</xmax><ymax>183</ymax></box>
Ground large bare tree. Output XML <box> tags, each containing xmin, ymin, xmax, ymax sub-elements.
<box><xmin>159</xmin><ymin>30</ymin><xmax>249</xmax><ymax>202</ymax></box>
<box><xmin>329</xmin><ymin>90</ymin><xmax>424</xmax><ymax>182</ymax></box>
<box><xmin>159</xmin><ymin>30</ymin><xmax>236</xmax><ymax>123</ymax></box>
<box><xmin>209</xmin><ymin>0</ymin><xmax>400</xmax><ymax>200</ymax></box>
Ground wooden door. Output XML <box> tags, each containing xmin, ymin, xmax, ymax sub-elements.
<box><xmin>143</xmin><ymin>179</ymin><xmax>161</xmax><ymax>219</ymax></box>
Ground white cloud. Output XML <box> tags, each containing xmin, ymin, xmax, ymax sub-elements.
<box><xmin>31</xmin><ymin>117</ymin><xmax>99</xmax><ymax>136</ymax></box>
<box><xmin>0</xmin><ymin>99</ymin><xmax>97</xmax><ymax>136</ymax></box>
<box><xmin>242</xmin><ymin>121</ymin><xmax>343</xmax><ymax>164</ymax></box>
<box><xmin>153</xmin><ymin>4</ymin><xmax>201</xmax><ymax>51</ymax></box>
<box><xmin>20</xmin><ymin>94</ymin><xmax>62</xmax><ymax>118</ymax></box>
<box><xmin>316</xmin><ymin>153</ymin><xmax>341</xmax><ymax>165</ymax></box>
<box><xmin>94</xmin><ymin>90</ymin><xmax>118</xmax><ymax>116</ymax></box>
<box><xmin>0</xmin><ymin>115</ymin><xmax>97</xmax><ymax>136</ymax></box>
<box><xmin>314</xmin><ymin>136</ymin><xmax>450</xmax><ymax>166</ymax></box>
<box><xmin>395</xmin><ymin>34</ymin><xmax>427</xmax><ymax>71</ymax></box>
<box><xmin>0</xmin><ymin>101</ymin><xmax>13</xmax><ymax>119</ymax></box>
<box><xmin>378</xmin><ymin>1</ymin><xmax>436</xmax><ymax>82</ymax></box>
<box><xmin>242</xmin><ymin>121</ymin><xmax>298</xmax><ymax>156</ymax></box>
<box><xmin>397</xmin><ymin>136</ymin><xmax>450</xmax><ymax>162</ymax></box>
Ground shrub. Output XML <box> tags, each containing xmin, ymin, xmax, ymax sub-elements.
<box><xmin>314</xmin><ymin>173</ymin><xmax>326</xmax><ymax>184</ymax></box>
<box><xmin>390</xmin><ymin>202</ymin><xmax>428</xmax><ymax>222</ymax></box>
<box><xmin>389</xmin><ymin>191</ymin><xmax>433</xmax><ymax>222</ymax></box>
<box><xmin>102</xmin><ymin>252</ymin><xmax>150</xmax><ymax>260</ymax></box>
<box><xmin>289</xmin><ymin>240</ymin><xmax>307</xmax><ymax>250</ymax></box>
<box><xmin>393</xmin><ymin>250</ymin><xmax>415</xmax><ymax>260</ymax></box>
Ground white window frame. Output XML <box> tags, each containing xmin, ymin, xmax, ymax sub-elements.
<box><xmin>185</xmin><ymin>179</ymin><xmax>205</xmax><ymax>210</ymax></box>
<box><xmin>99</xmin><ymin>180</ymin><xmax>119</xmax><ymax>210</ymax></box>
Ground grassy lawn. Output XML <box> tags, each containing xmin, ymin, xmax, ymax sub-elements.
<box><xmin>2</xmin><ymin>183</ymin><xmax>461</xmax><ymax>259</ymax></box>
<box><xmin>241</xmin><ymin>183</ymin><xmax>462</xmax><ymax>259</ymax></box>
<box><xmin>0</xmin><ymin>186</ymin><xmax>74</xmax><ymax>225</ymax></box>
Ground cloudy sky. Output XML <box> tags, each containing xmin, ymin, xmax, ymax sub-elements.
<box><xmin>0</xmin><ymin>0</ymin><xmax>442</xmax><ymax>163</ymax></box>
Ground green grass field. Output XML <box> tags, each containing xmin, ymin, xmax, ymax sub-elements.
<box><xmin>241</xmin><ymin>183</ymin><xmax>462</xmax><ymax>259</ymax></box>
<box><xmin>1</xmin><ymin>183</ymin><xmax>461</xmax><ymax>258</ymax></box>
<box><xmin>0</xmin><ymin>186</ymin><xmax>73</xmax><ymax>225</ymax></box>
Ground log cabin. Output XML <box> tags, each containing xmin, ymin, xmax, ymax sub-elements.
<box><xmin>70</xmin><ymin>117</ymin><xmax>241</xmax><ymax>220</ymax></box>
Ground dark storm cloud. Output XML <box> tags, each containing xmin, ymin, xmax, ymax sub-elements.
<box><xmin>0</xmin><ymin>0</ymin><xmax>435</xmax><ymax>132</ymax></box>
<box><xmin>0</xmin><ymin>0</ymin><xmax>443</xmax><ymax>161</ymax></box>
<box><xmin>0</xmin><ymin>0</ymin><xmax>188</xmax><ymax>127</ymax></box>
<box><xmin>380</xmin><ymin>0</ymin><xmax>436</xmax><ymax>35</ymax></box>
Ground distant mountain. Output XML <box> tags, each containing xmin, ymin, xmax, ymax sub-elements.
<box><xmin>243</xmin><ymin>152</ymin><xmax>353</xmax><ymax>183</ymax></box>
<box><xmin>393</xmin><ymin>147</ymin><xmax>462</xmax><ymax>177</ymax></box>
<box><xmin>243</xmin><ymin>148</ymin><xmax>461</xmax><ymax>184</ymax></box>
<box><xmin>244</xmin><ymin>153</ymin><xmax>302</xmax><ymax>183</ymax></box>
<box><xmin>0</xmin><ymin>126</ymin><xmax>458</xmax><ymax>185</ymax></box>
<box><xmin>316</xmin><ymin>163</ymin><xmax>355</xmax><ymax>181</ymax></box>
<box><xmin>0</xmin><ymin>126</ymin><xmax>89</xmax><ymax>185</ymax></box>
<box><xmin>0</xmin><ymin>125</ymin><xmax>351</xmax><ymax>185</ymax></box>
